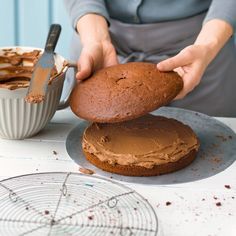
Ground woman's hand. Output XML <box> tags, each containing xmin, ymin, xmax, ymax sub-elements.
<box><xmin>157</xmin><ymin>44</ymin><xmax>211</xmax><ymax>99</ymax></box>
<box><xmin>157</xmin><ymin>19</ymin><xmax>233</xmax><ymax>99</ymax></box>
<box><xmin>76</xmin><ymin>14</ymin><xmax>118</xmax><ymax>80</ymax></box>
<box><xmin>77</xmin><ymin>40</ymin><xmax>118</xmax><ymax>80</ymax></box>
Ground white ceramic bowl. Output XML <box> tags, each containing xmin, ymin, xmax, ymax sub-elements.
<box><xmin>0</xmin><ymin>46</ymin><xmax>72</xmax><ymax>139</ymax></box>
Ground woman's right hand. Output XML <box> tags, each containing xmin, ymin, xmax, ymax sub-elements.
<box><xmin>76</xmin><ymin>14</ymin><xmax>118</xmax><ymax>80</ymax></box>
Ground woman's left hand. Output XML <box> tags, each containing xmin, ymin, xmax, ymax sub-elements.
<box><xmin>157</xmin><ymin>44</ymin><xmax>212</xmax><ymax>99</ymax></box>
<box><xmin>157</xmin><ymin>19</ymin><xmax>233</xmax><ymax>100</ymax></box>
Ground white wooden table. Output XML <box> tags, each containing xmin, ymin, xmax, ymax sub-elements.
<box><xmin>0</xmin><ymin>108</ymin><xmax>235</xmax><ymax>236</ymax></box>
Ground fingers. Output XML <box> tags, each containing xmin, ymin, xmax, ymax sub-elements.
<box><xmin>157</xmin><ymin>47</ymin><xmax>193</xmax><ymax>71</ymax></box>
<box><xmin>76</xmin><ymin>42</ymin><xmax>118</xmax><ymax>80</ymax></box>
<box><xmin>103</xmin><ymin>49</ymin><xmax>119</xmax><ymax>67</ymax></box>
<box><xmin>173</xmin><ymin>67</ymin><xmax>185</xmax><ymax>77</ymax></box>
<box><xmin>174</xmin><ymin>63</ymin><xmax>203</xmax><ymax>100</ymax></box>
<box><xmin>76</xmin><ymin>52</ymin><xmax>94</xmax><ymax>80</ymax></box>
<box><xmin>156</xmin><ymin>45</ymin><xmax>207</xmax><ymax>99</ymax></box>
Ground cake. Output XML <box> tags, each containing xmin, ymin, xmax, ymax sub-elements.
<box><xmin>70</xmin><ymin>62</ymin><xmax>183</xmax><ymax>123</ymax></box>
<box><xmin>70</xmin><ymin>62</ymin><xmax>199</xmax><ymax>176</ymax></box>
<box><xmin>82</xmin><ymin>114</ymin><xmax>200</xmax><ymax>176</ymax></box>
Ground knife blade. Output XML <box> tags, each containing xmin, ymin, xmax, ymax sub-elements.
<box><xmin>25</xmin><ymin>24</ymin><xmax>61</xmax><ymax>103</ymax></box>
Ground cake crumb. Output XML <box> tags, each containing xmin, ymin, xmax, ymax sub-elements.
<box><xmin>88</xmin><ymin>215</ymin><xmax>94</xmax><ymax>220</ymax></box>
<box><xmin>53</xmin><ymin>150</ymin><xmax>58</xmax><ymax>155</ymax></box>
<box><xmin>44</xmin><ymin>210</ymin><xmax>50</xmax><ymax>215</ymax></box>
<box><xmin>216</xmin><ymin>202</ymin><xmax>222</xmax><ymax>207</ymax></box>
<box><xmin>224</xmin><ymin>185</ymin><xmax>231</xmax><ymax>189</ymax></box>
<box><xmin>166</xmin><ymin>201</ymin><xmax>172</xmax><ymax>206</ymax></box>
<box><xmin>212</xmin><ymin>157</ymin><xmax>221</xmax><ymax>164</ymax></box>
<box><xmin>215</xmin><ymin>135</ymin><xmax>227</xmax><ymax>142</ymax></box>
<box><xmin>79</xmin><ymin>167</ymin><xmax>94</xmax><ymax>175</ymax></box>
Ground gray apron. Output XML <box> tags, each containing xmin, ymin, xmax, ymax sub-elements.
<box><xmin>69</xmin><ymin>13</ymin><xmax>236</xmax><ymax>117</ymax></box>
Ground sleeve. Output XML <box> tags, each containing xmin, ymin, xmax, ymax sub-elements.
<box><xmin>64</xmin><ymin>0</ymin><xmax>110</xmax><ymax>29</ymax></box>
<box><xmin>203</xmin><ymin>0</ymin><xmax>236</xmax><ymax>32</ymax></box>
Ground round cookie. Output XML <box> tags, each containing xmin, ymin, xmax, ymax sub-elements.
<box><xmin>70</xmin><ymin>62</ymin><xmax>183</xmax><ymax>123</ymax></box>
<box><xmin>82</xmin><ymin>114</ymin><xmax>200</xmax><ymax>176</ymax></box>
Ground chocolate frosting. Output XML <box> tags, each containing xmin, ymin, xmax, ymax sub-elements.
<box><xmin>82</xmin><ymin>114</ymin><xmax>200</xmax><ymax>168</ymax></box>
<box><xmin>0</xmin><ymin>48</ymin><xmax>58</xmax><ymax>90</ymax></box>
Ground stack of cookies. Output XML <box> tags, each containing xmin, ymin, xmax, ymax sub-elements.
<box><xmin>70</xmin><ymin>62</ymin><xmax>200</xmax><ymax>176</ymax></box>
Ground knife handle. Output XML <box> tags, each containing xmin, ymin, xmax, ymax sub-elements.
<box><xmin>45</xmin><ymin>24</ymin><xmax>61</xmax><ymax>53</ymax></box>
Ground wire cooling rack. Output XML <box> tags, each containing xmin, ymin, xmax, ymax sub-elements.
<box><xmin>0</xmin><ymin>172</ymin><xmax>158</xmax><ymax>236</ymax></box>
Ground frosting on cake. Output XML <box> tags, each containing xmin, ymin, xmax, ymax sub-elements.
<box><xmin>82</xmin><ymin>114</ymin><xmax>200</xmax><ymax>169</ymax></box>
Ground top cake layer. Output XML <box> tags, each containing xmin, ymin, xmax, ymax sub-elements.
<box><xmin>70</xmin><ymin>62</ymin><xmax>183</xmax><ymax>123</ymax></box>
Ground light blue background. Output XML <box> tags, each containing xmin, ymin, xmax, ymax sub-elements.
<box><xmin>0</xmin><ymin>0</ymin><xmax>73</xmax><ymax>59</ymax></box>
<box><xmin>0</xmin><ymin>0</ymin><xmax>235</xmax><ymax>60</ymax></box>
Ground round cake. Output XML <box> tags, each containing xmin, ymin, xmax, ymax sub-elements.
<box><xmin>82</xmin><ymin>114</ymin><xmax>200</xmax><ymax>176</ymax></box>
<box><xmin>70</xmin><ymin>62</ymin><xmax>183</xmax><ymax>123</ymax></box>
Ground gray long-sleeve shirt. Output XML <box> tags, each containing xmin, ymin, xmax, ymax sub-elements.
<box><xmin>65</xmin><ymin>0</ymin><xmax>236</xmax><ymax>31</ymax></box>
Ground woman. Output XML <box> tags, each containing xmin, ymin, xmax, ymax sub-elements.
<box><xmin>64</xmin><ymin>0</ymin><xmax>236</xmax><ymax>117</ymax></box>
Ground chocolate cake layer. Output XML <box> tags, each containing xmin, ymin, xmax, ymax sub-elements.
<box><xmin>82</xmin><ymin>114</ymin><xmax>200</xmax><ymax>176</ymax></box>
<box><xmin>70</xmin><ymin>62</ymin><xmax>183</xmax><ymax>123</ymax></box>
